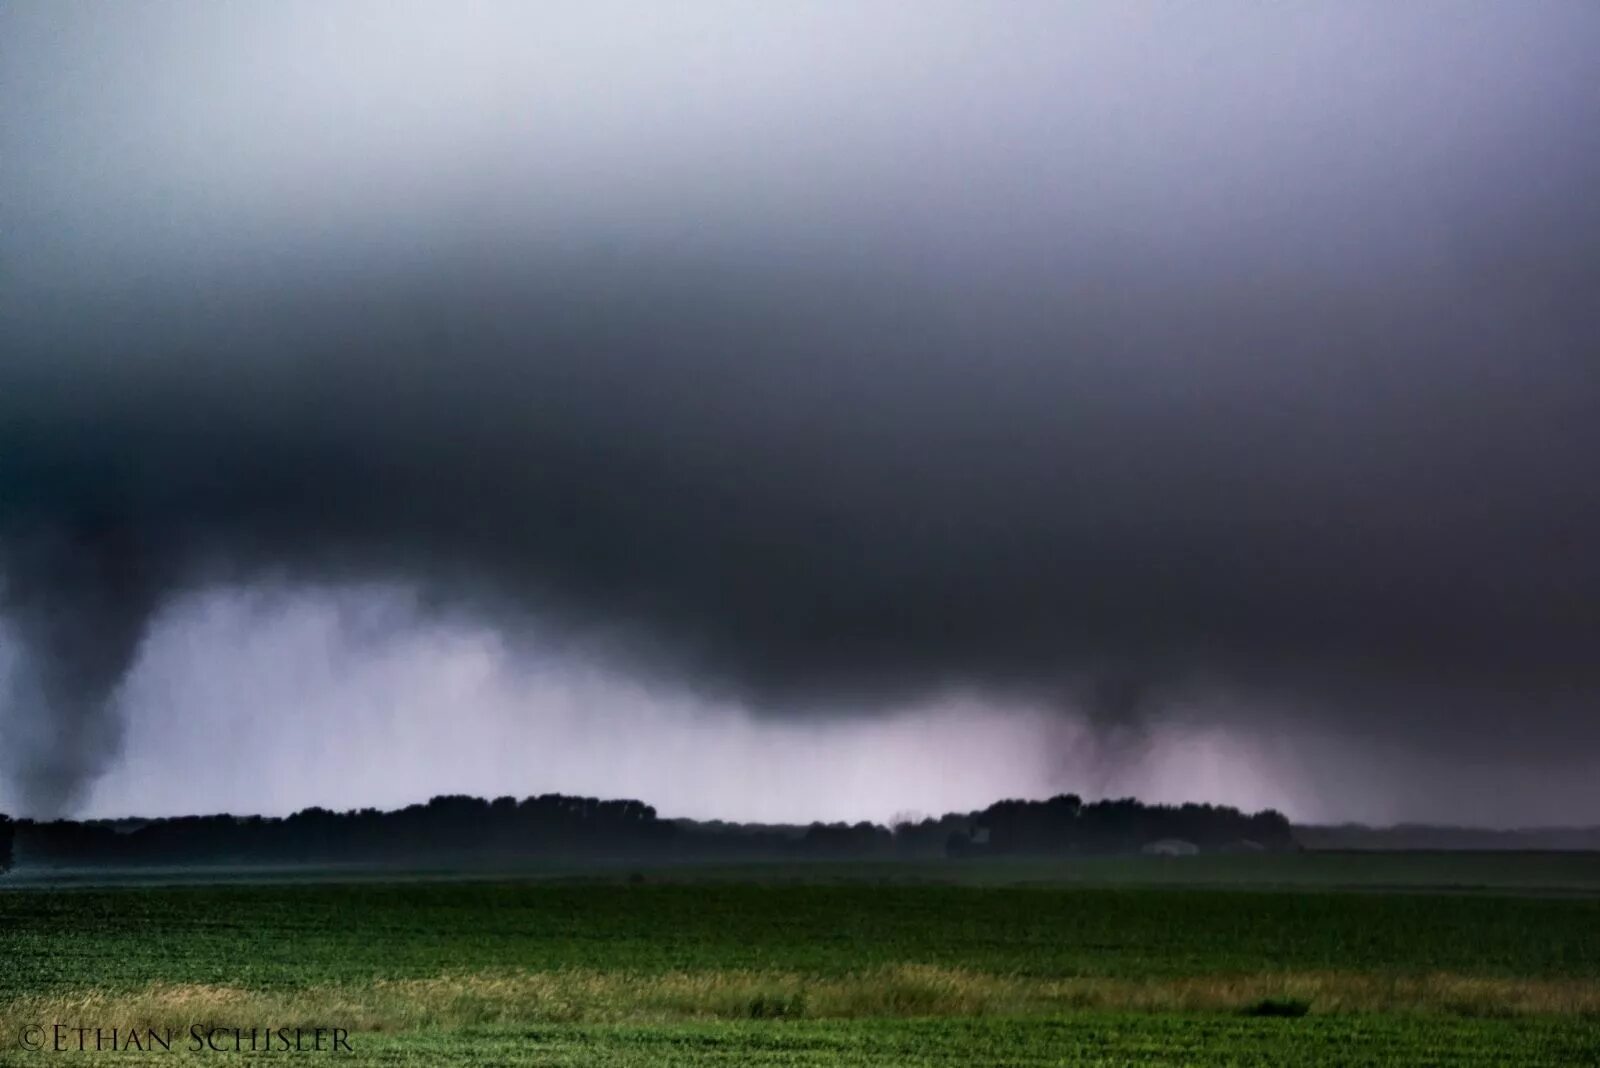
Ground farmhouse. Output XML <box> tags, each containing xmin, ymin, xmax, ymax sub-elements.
<box><xmin>1141</xmin><ymin>838</ymin><xmax>1199</xmax><ymax>857</ymax></box>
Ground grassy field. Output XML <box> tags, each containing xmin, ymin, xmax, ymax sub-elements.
<box><xmin>9</xmin><ymin>848</ymin><xmax>1600</xmax><ymax>892</ymax></box>
<box><xmin>2</xmin><ymin>857</ymin><xmax>1598</xmax><ymax>1064</ymax></box>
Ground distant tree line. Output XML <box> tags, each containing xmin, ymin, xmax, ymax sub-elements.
<box><xmin>1294</xmin><ymin>823</ymin><xmax>1600</xmax><ymax>851</ymax></box>
<box><xmin>0</xmin><ymin>793</ymin><xmax>1294</xmax><ymax>871</ymax></box>
<box><xmin>953</xmin><ymin>795</ymin><xmax>1295</xmax><ymax>856</ymax></box>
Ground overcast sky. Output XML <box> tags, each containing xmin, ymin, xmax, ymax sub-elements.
<box><xmin>3</xmin><ymin>2</ymin><xmax>1598</xmax><ymax>824</ymax></box>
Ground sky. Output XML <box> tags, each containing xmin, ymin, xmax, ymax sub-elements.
<box><xmin>2</xmin><ymin>2</ymin><xmax>1598</xmax><ymax>825</ymax></box>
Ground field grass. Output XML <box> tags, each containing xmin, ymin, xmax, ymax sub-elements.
<box><xmin>10</xmin><ymin>849</ymin><xmax>1600</xmax><ymax>892</ymax></box>
<box><xmin>10</xmin><ymin>1017</ymin><xmax>1600</xmax><ymax>1067</ymax></box>
<box><xmin>3</xmin><ymin>861</ymin><xmax>1598</xmax><ymax>1063</ymax></box>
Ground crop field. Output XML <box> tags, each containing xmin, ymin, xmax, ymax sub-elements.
<box><xmin>2</xmin><ymin>860</ymin><xmax>1599</xmax><ymax>1065</ymax></box>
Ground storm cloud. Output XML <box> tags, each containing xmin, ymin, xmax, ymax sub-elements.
<box><xmin>3</xmin><ymin>2</ymin><xmax>1598</xmax><ymax>818</ymax></box>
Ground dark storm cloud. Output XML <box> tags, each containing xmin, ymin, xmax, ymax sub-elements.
<box><xmin>2</xmin><ymin>2</ymin><xmax>1599</xmax><ymax>813</ymax></box>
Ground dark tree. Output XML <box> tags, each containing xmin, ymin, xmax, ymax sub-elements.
<box><xmin>968</xmin><ymin>794</ymin><xmax>1294</xmax><ymax>856</ymax></box>
<box><xmin>3</xmin><ymin>790</ymin><xmax>1296</xmax><ymax>869</ymax></box>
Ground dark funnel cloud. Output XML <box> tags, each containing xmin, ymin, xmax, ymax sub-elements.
<box><xmin>0</xmin><ymin>523</ymin><xmax>164</xmax><ymax>813</ymax></box>
<box><xmin>2</xmin><ymin>2</ymin><xmax>1599</xmax><ymax>817</ymax></box>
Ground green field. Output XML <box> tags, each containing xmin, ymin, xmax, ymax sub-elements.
<box><xmin>2</xmin><ymin>857</ymin><xmax>1598</xmax><ymax>1064</ymax></box>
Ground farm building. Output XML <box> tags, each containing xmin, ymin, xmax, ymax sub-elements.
<box><xmin>1141</xmin><ymin>838</ymin><xmax>1199</xmax><ymax>857</ymax></box>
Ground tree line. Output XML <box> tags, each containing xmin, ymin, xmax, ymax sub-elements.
<box><xmin>0</xmin><ymin>793</ymin><xmax>1293</xmax><ymax>872</ymax></box>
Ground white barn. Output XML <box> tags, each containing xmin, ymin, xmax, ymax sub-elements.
<box><xmin>1141</xmin><ymin>838</ymin><xmax>1199</xmax><ymax>857</ymax></box>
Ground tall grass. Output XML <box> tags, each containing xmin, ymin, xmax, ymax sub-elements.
<box><xmin>3</xmin><ymin>964</ymin><xmax>1597</xmax><ymax>1048</ymax></box>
